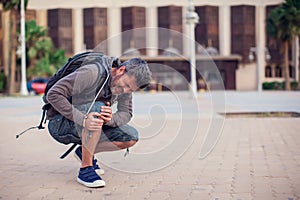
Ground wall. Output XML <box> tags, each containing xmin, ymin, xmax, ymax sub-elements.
<box><xmin>236</xmin><ymin>63</ymin><xmax>257</xmax><ymax>90</ymax></box>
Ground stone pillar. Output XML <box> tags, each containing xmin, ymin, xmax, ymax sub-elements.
<box><xmin>146</xmin><ymin>7</ymin><xmax>158</xmax><ymax>57</ymax></box>
<box><xmin>73</xmin><ymin>8</ymin><xmax>84</xmax><ymax>54</ymax></box>
<box><xmin>108</xmin><ymin>7</ymin><xmax>121</xmax><ymax>57</ymax></box>
<box><xmin>255</xmin><ymin>5</ymin><xmax>266</xmax><ymax>92</ymax></box>
<box><xmin>35</xmin><ymin>10</ymin><xmax>47</xmax><ymax>27</ymax></box>
<box><xmin>219</xmin><ymin>5</ymin><xmax>230</xmax><ymax>56</ymax></box>
<box><xmin>293</xmin><ymin>36</ymin><xmax>299</xmax><ymax>82</ymax></box>
<box><xmin>2</xmin><ymin>11</ymin><xmax>10</xmax><ymax>77</ymax></box>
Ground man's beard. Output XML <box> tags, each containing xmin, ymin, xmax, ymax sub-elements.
<box><xmin>111</xmin><ymin>86</ymin><xmax>123</xmax><ymax>95</ymax></box>
<box><xmin>111</xmin><ymin>74</ymin><xmax>123</xmax><ymax>95</ymax></box>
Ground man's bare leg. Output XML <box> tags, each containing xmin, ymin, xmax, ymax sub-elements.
<box><xmin>94</xmin><ymin>140</ymin><xmax>137</xmax><ymax>153</ymax></box>
<box><xmin>81</xmin><ymin>128</ymin><xmax>102</xmax><ymax>168</ymax></box>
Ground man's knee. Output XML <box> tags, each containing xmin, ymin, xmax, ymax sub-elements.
<box><xmin>114</xmin><ymin>140</ymin><xmax>137</xmax><ymax>149</ymax></box>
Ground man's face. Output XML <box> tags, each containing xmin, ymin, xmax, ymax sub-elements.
<box><xmin>111</xmin><ymin>73</ymin><xmax>138</xmax><ymax>95</ymax></box>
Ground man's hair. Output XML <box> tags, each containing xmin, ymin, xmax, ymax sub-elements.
<box><xmin>120</xmin><ymin>58</ymin><xmax>152</xmax><ymax>89</ymax></box>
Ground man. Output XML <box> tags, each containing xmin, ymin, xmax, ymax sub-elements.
<box><xmin>46</xmin><ymin>53</ymin><xmax>152</xmax><ymax>188</ymax></box>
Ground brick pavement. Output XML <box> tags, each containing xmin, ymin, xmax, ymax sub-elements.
<box><xmin>0</xmin><ymin>92</ymin><xmax>299</xmax><ymax>200</ymax></box>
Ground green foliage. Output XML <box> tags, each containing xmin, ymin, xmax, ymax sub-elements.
<box><xmin>263</xmin><ymin>82</ymin><xmax>284</xmax><ymax>90</ymax></box>
<box><xmin>267</xmin><ymin>0</ymin><xmax>300</xmax><ymax>43</ymax></box>
<box><xmin>266</xmin><ymin>0</ymin><xmax>300</xmax><ymax>90</ymax></box>
<box><xmin>0</xmin><ymin>72</ymin><xmax>6</xmax><ymax>92</ymax></box>
<box><xmin>0</xmin><ymin>0</ymin><xmax>28</xmax><ymax>11</ymax></box>
<box><xmin>27</xmin><ymin>37</ymin><xmax>53</xmax><ymax>58</ymax></box>
<box><xmin>283</xmin><ymin>81</ymin><xmax>299</xmax><ymax>90</ymax></box>
<box><xmin>22</xmin><ymin>20</ymin><xmax>67</xmax><ymax>77</ymax></box>
<box><xmin>28</xmin><ymin>58</ymin><xmax>49</xmax><ymax>77</ymax></box>
<box><xmin>50</xmin><ymin>49</ymin><xmax>67</xmax><ymax>70</ymax></box>
<box><xmin>263</xmin><ymin>81</ymin><xmax>298</xmax><ymax>90</ymax></box>
<box><xmin>25</xmin><ymin>20</ymin><xmax>47</xmax><ymax>47</ymax></box>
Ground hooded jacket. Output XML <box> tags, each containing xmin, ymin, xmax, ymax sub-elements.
<box><xmin>46</xmin><ymin>55</ymin><xmax>132</xmax><ymax>128</ymax></box>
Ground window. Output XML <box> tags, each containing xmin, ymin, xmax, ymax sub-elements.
<box><xmin>275</xmin><ymin>65</ymin><xmax>282</xmax><ymax>77</ymax></box>
<box><xmin>265</xmin><ymin>65</ymin><xmax>272</xmax><ymax>77</ymax></box>
<box><xmin>289</xmin><ymin>65</ymin><xmax>294</xmax><ymax>78</ymax></box>
<box><xmin>59</xmin><ymin>10</ymin><xmax>72</xmax><ymax>27</ymax></box>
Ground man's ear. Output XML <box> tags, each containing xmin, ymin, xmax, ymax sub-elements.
<box><xmin>116</xmin><ymin>66</ymin><xmax>126</xmax><ymax>76</ymax></box>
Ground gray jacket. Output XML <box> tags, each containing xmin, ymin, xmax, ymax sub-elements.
<box><xmin>46</xmin><ymin>55</ymin><xmax>132</xmax><ymax>127</ymax></box>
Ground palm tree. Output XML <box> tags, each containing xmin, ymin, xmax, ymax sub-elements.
<box><xmin>266</xmin><ymin>0</ymin><xmax>300</xmax><ymax>90</ymax></box>
<box><xmin>24</xmin><ymin>20</ymin><xmax>67</xmax><ymax>78</ymax></box>
<box><xmin>0</xmin><ymin>0</ymin><xmax>28</xmax><ymax>94</ymax></box>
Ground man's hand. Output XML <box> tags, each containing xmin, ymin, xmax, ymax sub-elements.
<box><xmin>100</xmin><ymin>102</ymin><xmax>112</xmax><ymax>123</ymax></box>
<box><xmin>84</xmin><ymin>112</ymin><xmax>104</xmax><ymax>131</ymax></box>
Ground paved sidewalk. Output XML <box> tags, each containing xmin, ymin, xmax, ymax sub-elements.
<box><xmin>0</xmin><ymin>91</ymin><xmax>299</xmax><ymax>200</ymax></box>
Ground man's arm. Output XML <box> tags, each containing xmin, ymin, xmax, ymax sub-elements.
<box><xmin>46</xmin><ymin>64</ymin><xmax>99</xmax><ymax>126</ymax></box>
<box><xmin>105</xmin><ymin>93</ymin><xmax>133</xmax><ymax>127</ymax></box>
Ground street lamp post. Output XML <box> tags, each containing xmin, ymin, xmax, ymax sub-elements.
<box><xmin>186</xmin><ymin>0</ymin><xmax>199</xmax><ymax>98</ymax></box>
<box><xmin>20</xmin><ymin>0</ymin><xmax>28</xmax><ymax>95</ymax></box>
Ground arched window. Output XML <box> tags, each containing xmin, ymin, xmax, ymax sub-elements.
<box><xmin>275</xmin><ymin>65</ymin><xmax>282</xmax><ymax>77</ymax></box>
<box><xmin>265</xmin><ymin>65</ymin><xmax>272</xmax><ymax>77</ymax></box>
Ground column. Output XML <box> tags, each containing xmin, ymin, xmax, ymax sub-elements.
<box><xmin>2</xmin><ymin>11</ymin><xmax>10</xmax><ymax>77</ymax></box>
<box><xmin>255</xmin><ymin>5</ymin><xmax>266</xmax><ymax>92</ymax></box>
<box><xmin>293</xmin><ymin>36</ymin><xmax>299</xmax><ymax>82</ymax></box>
<box><xmin>73</xmin><ymin>8</ymin><xmax>84</xmax><ymax>54</ymax></box>
<box><xmin>108</xmin><ymin>7</ymin><xmax>121</xmax><ymax>57</ymax></box>
<box><xmin>36</xmin><ymin>10</ymin><xmax>47</xmax><ymax>28</ymax></box>
<box><xmin>146</xmin><ymin>7</ymin><xmax>158</xmax><ymax>57</ymax></box>
<box><xmin>219</xmin><ymin>5</ymin><xmax>230</xmax><ymax>56</ymax></box>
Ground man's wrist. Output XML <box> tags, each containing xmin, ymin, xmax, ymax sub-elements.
<box><xmin>82</xmin><ymin>115</ymin><xmax>88</xmax><ymax>127</ymax></box>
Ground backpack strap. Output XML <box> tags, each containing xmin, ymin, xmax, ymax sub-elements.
<box><xmin>37</xmin><ymin>103</ymin><xmax>52</xmax><ymax>129</ymax></box>
<box><xmin>16</xmin><ymin>103</ymin><xmax>52</xmax><ymax>139</ymax></box>
<box><xmin>85</xmin><ymin>73</ymin><xmax>110</xmax><ymax>115</ymax></box>
<box><xmin>59</xmin><ymin>143</ymin><xmax>78</xmax><ymax>159</ymax></box>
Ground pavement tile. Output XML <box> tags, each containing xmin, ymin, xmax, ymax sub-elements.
<box><xmin>216</xmin><ymin>170</ymin><xmax>235</xmax><ymax>179</ymax></box>
<box><xmin>188</xmin><ymin>191</ymin><xmax>211</xmax><ymax>200</ymax></box>
<box><xmin>271</xmin><ymin>178</ymin><xmax>294</xmax><ymax>195</ymax></box>
<box><xmin>252</xmin><ymin>177</ymin><xmax>273</xmax><ymax>192</ymax></box>
<box><xmin>231</xmin><ymin>192</ymin><xmax>253</xmax><ymax>200</ymax></box>
<box><xmin>196</xmin><ymin>176</ymin><xmax>215</xmax><ymax>185</ymax></box>
<box><xmin>213</xmin><ymin>184</ymin><xmax>233</xmax><ymax>193</ymax></box>
<box><xmin>24</xmin><ymin>188</ymin><xmax>57</xmax><ymax>200</ymax></box>
<box><xmin>233</xmin><ymin>183</ymin><xmax>253</xmax><ymax>194</ymax></box>
<box><xmin>210</xmin><ymin>192</ymin><xmax>232</xmax><ymax>200</ymax></box>
<box><xmin>147</xmin><ymin>191</ymin><xmax>170</xmax><ymax>200</ymax></box>
<box><xmin>253</xmin><ymin>192</ymin><xmax>275</xmax><ymax>200</ymax></box>
<box><xmin>273</xmin><ymin>194</ymin><xmax>298</xmax><ymax>200</ymax></box>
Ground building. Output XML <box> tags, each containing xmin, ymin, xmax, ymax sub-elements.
<box><xmin>1</xmin><ymin>0</ymin><xmax>298</xmax><ymax>91</ymax></box>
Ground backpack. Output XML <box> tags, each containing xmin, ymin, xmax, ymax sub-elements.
<box><xmin>16</xmin><ymin>51</ymin><xmax>112</xmax><ymax>140</ymax></box>
<box><xmin>43</xmin><ymin>51</ymin><xmax>111</xmax><ymax>101</ymax></box>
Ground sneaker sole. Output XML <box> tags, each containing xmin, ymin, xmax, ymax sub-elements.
<box><xmin>95</xmin><ymin>168</ymin><xmax>105</xmax><ymax>176</ymax></box>
<box><xmin>74</xmin><ymin>152</ymin><xmax>105</xmax><ymax>175</ymax></box>
<box><xmin>77</xmin><ymin>177</ymin><xmax>106</xmax><ymax>188</ymax></box>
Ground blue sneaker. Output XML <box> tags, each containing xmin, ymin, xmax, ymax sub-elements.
<box><xmin>74</xmin><ymin>146</ymin><xmax>105</xmax><ymax>175</ymax></box>
<box><xmin>77</xmin><ymin>166</ymin><xmax>105</xmax><ymax>188</ymax></box>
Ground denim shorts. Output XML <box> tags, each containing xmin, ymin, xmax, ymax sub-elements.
<box><xmin>48</xmin><ymin>101</ymin><xmax>138</xmax><ymax>145</ymax></box>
